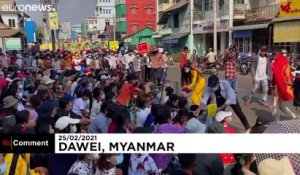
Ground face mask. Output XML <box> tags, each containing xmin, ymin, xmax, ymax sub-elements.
<box><xmin>19</xmin><ymin>84</ymin><xmax>24</xmax><ymax>90</ymax></box>
<box><xmin>212</xmin><ymin>86</ymin><xmax>219</xmax><ymax>91</ymax></box>
<box><xmin>184</xmin><ymin>68</ymin><xmax>190</xmax><ymax>73</ymax></box>
<box><xmin>70</xmin><ymin>125</ymin><xmax>77</xmax><ymax>133</ymax></box>
<box><xmin>18</xmin><ymin>92</ymin><xmax>23</xmax><ymax>99</ymax></box>
<box><xmin>0</xmin><ymin>163</ymin><xmax>6</xmax><ymax>174</ymax></box>
<box><xmin>114</xmin><ymin>154</ymin><xmax>124</xmax><ymax>165</ymax></box>
<box><xmin>227</xmin><ymin>117</ymin><xmax>232</xmax><ymax>123</ymax></box>
<box><xmin>101</xmin><ymin>94</ymin><xmax>105</xmax><ymax>100</ymax></box>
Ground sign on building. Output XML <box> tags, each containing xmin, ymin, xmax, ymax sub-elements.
<box><xmin>280</xmin><ymin>0</ymin><xmax>300</xmax><ymax>18</ymax></box>
<box><xmin>59</xmin><ymin>21</ymin><xmax>71</xmax><ymax>40</ymax></box>
<box><xmin>49</xmin><ymin>12</ymin><xmax>59</xmax><ymax>30</ymax></box>
<box><xmin>4</xmin><ymin>38</ymin><xmax>22</xmax><ymax>51</ymax></box>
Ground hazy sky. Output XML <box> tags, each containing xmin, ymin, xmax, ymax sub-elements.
<box><xmin>15</xmin><ymin>0</ymin><xmax>96</xmax><ymax>26</ymax></box>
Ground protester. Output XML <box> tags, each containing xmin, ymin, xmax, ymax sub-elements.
<box><xmin>224</xmin><ymin>44</ymin><xmax>239</xmax><ymax>93</ymax></box>
<box><xmin>68</xmin><ymin>154</ymin><xmax>93</xmax><ymax>175</ymax></box>
<box><xmin>201</xmin><ymin>75</ymin><xmax>251</xmax><ymax>131</ymax></box>
<box><xmin>149</xmin><ymin>47</ymin><xmax>164</xmax><ymax>85</ymax></box>
<box><xmin>271</xmin><ymin>49</ymin><xmax>298</xmax><ymax>120</ymax></box>
<box><xmin>180</xmin><ymin>47</ymin><xmax>190</xmax><ymax>86</ymax></box>
<box><xmin>245</xmin><ymin>46</ymin><xmax>271</xmax><ymax>107</ymax></box>
<box><xmin>116</xmin><ymin>73</ymin><xmax>139</xmax><ymax>106</ymax></box>
<box><xmin>95</xmin><ymin>154</ymin><xmax>123</xmax><ymax>175</ymax></box>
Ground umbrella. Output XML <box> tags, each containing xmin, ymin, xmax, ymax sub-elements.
<box><xmin>255</xmin><ymin>120</ymin><xmax>300</xmax><ymax>174</ymax></box>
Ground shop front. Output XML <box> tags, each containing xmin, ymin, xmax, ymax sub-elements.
<box><xmin>272</xmin><ymin>0</ymin><xmax>300</xmax><ymax>55</ymax></box>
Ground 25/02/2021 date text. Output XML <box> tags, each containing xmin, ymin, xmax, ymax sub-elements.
<box><xmin>58</xmin><ymin>135</ymin><xmax>97</xmax><ymax>141</ymax></box>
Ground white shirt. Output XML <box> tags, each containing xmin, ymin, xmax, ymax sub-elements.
<box><xmin>255</xmin><ymin>56</ymin><xmax>268</xmax><ymax>81</ymax></box>
<box><xmin>206</xmin><ymin>51</ymin><xmax>216</xmax><ymax>63</ymax></box>
<box><xmin>52</xmin><ymin>60</ymin><xmax>61</xmax><ymax>71</ymax></box>
<box><xmin>72</xmin><ymin>98</ymin><xmax>86</xmax><ymax>116</ymax></box>
<box><xmin>131</xmin><ymin>107</ymin><xmax>151</xmax><ymax>127</ymax></box>
<box><xmin>70</xmin><ymin>81</ymin><xmax>78</xmax><ymax>96</ymax></box>
<box><xmin>16</xmin><ymin>58</ymin><xmax>23</xmax><ymax>68</ymax></box>
<box><xmin>90</xmin><ymin>99</ymin><xmax>102</xmax><ymax>121</ymax></box>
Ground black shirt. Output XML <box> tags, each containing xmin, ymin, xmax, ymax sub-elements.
<box><xmin>215</xmin><ymin>88</ymin><xmax>226</xmax><ymax>107</ymax></box>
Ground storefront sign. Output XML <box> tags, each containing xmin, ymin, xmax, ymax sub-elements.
<box><xmin>193</xmin><ymin>20</ymin><xmax>229</xmax><ymax>34</ymax></box>
<box><xmin>274</xmin><ymin>21</ymin><xmax>300</xmax><ymax>43</ymax></box>
<box><xmin>280</xmin><ymin>0</ymin><xmax>300</xmax><ymax>17</ymax></box>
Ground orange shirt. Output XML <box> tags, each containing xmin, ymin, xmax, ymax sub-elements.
<box><xmin>117</xmin><ymin>83</ymin><xmax>137</xmax><ymax>106</ymax></box>
<box><xmin>179</xmin><ymin>52</ymin><xmax>187</xmax><ymax>70</ymax></box>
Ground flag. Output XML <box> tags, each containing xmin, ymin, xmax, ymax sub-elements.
<box><xmin>272</xmin><ymin>54</ymin><xmax>294</xmax><ymax>101</ymax></box>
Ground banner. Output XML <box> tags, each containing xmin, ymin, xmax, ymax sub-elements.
<box><xmin>98</xmin><ymin>40</ymin><xmax>109</xmax><ymax>48</ymax></box>
<box><xmin>49</xmin><ymin>12</ymin><xmax>59</xmax><ymax>30</ymax></box>
<box><xmin>279</xmin><ymin>0</ymin><xmax>300</xmax><ymax>18</ymax></box>
<box><xmin>109</xmin><ymin>41</ymin><xmax>119</xmax><ymax>51</ymax></box>
<box><xmin>136</xmin><ymin>42</ymin><xmax>150</xmax><ymax>54</ymax></box>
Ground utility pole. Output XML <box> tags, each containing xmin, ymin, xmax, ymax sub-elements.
<box><xmin>213</xmin><ymin>0</ymin><xmax>218</xmax><ymax>54</ymax></box>
<box><xmin>113</xmin><ymin>15</ymin><xmax>116</xmax><ymax>41</ymax></box>
<box><xmin>228</xmin><ymin>0</ymin><xmax>233</xmax><ymax>46</ymax></box>
<box><xmin>51</xmin><ymin>0</ymin><xmax>59</xmax><ymax>51</ymax></box>
<box><xmin>156</xmin><ymin>0</ymin><xmax>159</xmax><ymax>32</ymax></box>
<box><xmin>41</xmin><ymin>0</ymin><xmax>49</xmax><ymax>49</ymax></box>
<box><xmin>190</xmin><ymin>0</ymin><xmax>194</xmax><ymax>52</ymax></box>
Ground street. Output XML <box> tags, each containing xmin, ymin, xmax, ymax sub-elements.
<box><xmin>167</xmin><ymin>64</ymin><xmax>297</xmax><ymax>132</ymax></box>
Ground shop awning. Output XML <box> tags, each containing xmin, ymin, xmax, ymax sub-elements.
<box><xmin>231</xmin><ymin>23</ymin><xmax>270</xmax><ymax>31</ymax></box>
<box><xmin>234</xmin><ymin>30</ymin><xmax>252</xmax><ymax>38</ymax></box>
<box><xmin>162</xmin><ymin>32</ymin><xmax>189</xmax><ymax>44</ymax></box>
<box><xmin>274</xmin><ymin>21</ymin><xmax>300</xmax><ymax>43</ymax></box>
<box><xmin>152</xmin><ymin>34</ymin><xmax>162</xmax><ymax>38</ymax></box>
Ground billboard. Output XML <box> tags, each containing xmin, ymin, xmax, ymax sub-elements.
<box><xmin>24</xmin><ymin>20</ymin><xmax>36</xmax><ymax>43</ymax></box>
<box><xmin>58</xmin><ymin>21</ymin><xmax>71</xmax><ymax>40</ymax></box>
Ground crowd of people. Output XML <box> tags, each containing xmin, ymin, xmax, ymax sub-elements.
<box><xmin>0</xmin><ymin>43</ymin><xmax>299</xmax><ymax>175</ymax></box>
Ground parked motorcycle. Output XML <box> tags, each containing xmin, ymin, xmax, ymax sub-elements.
<box><xmin>237</xmin><ymin>53</ymin><xmax>253</xmax><ymax>75</ymax></box>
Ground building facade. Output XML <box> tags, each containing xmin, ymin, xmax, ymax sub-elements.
<box><xmin>115</xmin><ymin>0</ymin><xmax>156</xmax><ymax>37</ymax></box>
<box><xmin>157</xmin><ymin>0</ymin><xmax>190</xmax><ymax>54</ymax></box>
<box><xmin>95</xmin><ymin>0</ymin><xmax>115</xmax><ymax>33</ymax></box>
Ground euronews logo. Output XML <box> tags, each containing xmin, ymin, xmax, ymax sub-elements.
<box><xmin>1</xmin><ymin>4</ymin><xmax>55</xmax><ymax>12</ymax></box>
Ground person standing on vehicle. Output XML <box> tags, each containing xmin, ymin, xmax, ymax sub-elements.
<box><xmin>206</xmin><ymin>48</ymin><xmax>216</xmax><ymax>64</ymax></box>
<box><xmin>200</xmin><ymin>75</ymin><xmax>251</xmax><ymax>131</ymax></box>
<box><xmin>149</xmin><ymin>47</ymin><xmax>164</xmax><ymax>85</ymax></box>
<box><xmin>245</xmin><ymin>46</ymin><xmax>271</xmax><ymax>107</ymax></box>
<box><xmin>180</xmin><ymin>47</ymin><xmax>189</xmax><ymax>86</ymax></box>
<box><xmin>224</xmin><ymin>45</ymin><xmax>238</xmax><ymax>93</ymax></box>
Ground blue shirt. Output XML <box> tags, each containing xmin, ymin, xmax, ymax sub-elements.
<box><xmin>87</xmin><ymin>112</ymin><xmax>111</xmax><ymax>133</ymax></box>
<box><xmin>202</xmin><ymin>80</ymin><xmax>236</xmax><ymax>105</ymax></box>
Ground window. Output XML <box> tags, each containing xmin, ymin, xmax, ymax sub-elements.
<box><xmin>146</xmin><ymin>8</ymin><xmax>152</xmax><ymax>14</ymax></box>
<box><xmin>204</xmin><ymin>0</ymin><xmax>212</xmax><ymax>11</ymax></box>
<box><xmin>131</xmin><ymin>7</ymin><xmax>137</xmax><ymax>14</ymax></box>
<box><xmin>105</xmin><ymin>20</ymin><xmax>110</xmax><ymax>26</ymax></box>
<box><xmin>8</xmin><ymin>19</ymin><xmax>15</xmax><ymax>27</ymax></box>
<box><xmin>173</xmin><ymin>13</ymin><xmax>179</xmax><ymax>28</ymax></box>
<box><xmin>234</xmin><ymin>0</ymin><xmax>244</xmax><ymax>4</ymax></box>
<box><xmin>132</xmin><ymin>24</ymin><xmax>137</xmax><ymax>32</ymax></box>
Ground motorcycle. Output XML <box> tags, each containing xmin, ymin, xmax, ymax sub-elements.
<box><xmin>237</xmin><ymin>53</ymin><xmax>253</xmax><ymax>75</ymax></box>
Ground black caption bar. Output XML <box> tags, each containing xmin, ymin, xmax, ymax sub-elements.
<box><xmin>0</xmin><ymin>134</ymin><xmax>54</xmax><ymax>153</ymax></box>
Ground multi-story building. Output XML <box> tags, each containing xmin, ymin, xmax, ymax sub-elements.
<box><xmin>193</xmin><ymin>0</ymin><xmax>249</xmax><ymax>54</ymax></box>
<box><xmin>95</xmin><ymin>0</ymin><xmax>115</xmax><ymax>33</ymax></box>
<box><xmin>115</xmin><ymin>0</ymin><xmax>157</xmax><ymax>37</ymax></box>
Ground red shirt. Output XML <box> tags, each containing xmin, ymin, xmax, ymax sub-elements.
<box><xmin>108</xmin><ymin>119</ymin><xmax>117</xmax><ymax>133</ymax></box>
<box><xmin>179</xmin><ymin>52</ymin><xmax>188</xmax><ymax>70</ymax></box>
<box><xmin>220</xmin><ymin>125</ymin><xmax>236</xmax><ymax>164</ymax></box>
<box><xmin>116</xmin><ymin>83</ymin><xmax>137</xmax><ymax>106</ymax></box>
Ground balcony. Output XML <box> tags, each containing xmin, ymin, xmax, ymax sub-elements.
<box><xmin>233</xmin><ymin>4</ymin><xmax>247</xmax><ymax>19</ymax></box>
<box><xmin>115</xmin><ymin>0</ymin><xmax>125</xmax><ymax>6</ymax></box>
<box><xmin>245</xmin><ymin>4</ymin><xmax>279</xmax><ymax>22</ymax></box>
<box><xmin>195</xmin><ymin>4</ymin><xmax>230</xmax><ymax>20</ymax></box>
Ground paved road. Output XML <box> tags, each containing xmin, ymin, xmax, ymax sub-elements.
<box><xmin>166</xmin><ymin>65</ymin><xmax>297</xmax><ymax>132</ymax></box>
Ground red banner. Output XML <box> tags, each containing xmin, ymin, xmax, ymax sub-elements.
<box><xmin>136</xmin><ymin>42</ymin><xmax>150</xmax><ymax>54</ymax></box>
